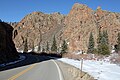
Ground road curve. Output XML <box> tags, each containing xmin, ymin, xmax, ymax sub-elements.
<box><xmin>0</xmin><ymin>60</ymin><xmax>63</xmax><ymax>80</ymax></box>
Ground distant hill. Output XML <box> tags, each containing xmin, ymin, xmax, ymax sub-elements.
<box><xmin>13</xmin><ymin>3</ymin><xmax>120</xmax><ymax>53</ymax></box>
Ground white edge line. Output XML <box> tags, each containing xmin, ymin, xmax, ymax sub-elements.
<box><xmin>52</xmin><ymin>60</ymin><xmax>64</xmax><ymax>80</ymax></box>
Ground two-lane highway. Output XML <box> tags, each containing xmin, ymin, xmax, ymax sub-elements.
<box><xmin>0</xmin><ymin>60</ymin><xmax>63</xmax><ymax>80</ymax></box>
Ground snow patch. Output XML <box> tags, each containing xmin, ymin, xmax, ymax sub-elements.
<box><xmin>34</xmin><ymin>46</ymin><xmax>38</xmax><ymax>52</ymax></box>
<box><xmin>28</xmin><ymin>49</ymin><xmax>32</xmax><ymax>52</ymax></box>
<box><xmin>58</xmin><ymin>58</ymin><xmax>120</xmax><ymax>80</ymax></box>
<box><xmin>17</xmin><ymin>49</ymin><xmax>23</xmax><ymax>53</ymax></box>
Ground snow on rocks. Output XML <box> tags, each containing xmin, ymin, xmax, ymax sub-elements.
<box><xmin>58</xmin><ymin>58</ymin><xmax>120</xmax><ymax>80</ymax></box>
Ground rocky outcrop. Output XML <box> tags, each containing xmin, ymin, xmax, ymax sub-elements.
<box><xmin>13</xmin><ymin>3</ymin><xmax>120</xmax><ymax>53</ymax></box>
<box><xmin>63</xmin><ymin>3</ymin><xmax>120</xmax><ymax>52</ymax></box>
<box><xmin>63</xmin><ymin>3</ymin><xmax>98</xmax><ymax>52</ymax></box>
<box><xmin>0</xmin><ymin>22</ymin><xmax>18</xmax><ymax>64</ymax></box>
<box><xmin>8</xmin><ymin>22</ymin><xmax>18</xmax><ymax>28</ymax></box>
<box><xmin>13</xmin><ymin>12</ymin><xmax>65</xmax><ymax>50</ymax></box>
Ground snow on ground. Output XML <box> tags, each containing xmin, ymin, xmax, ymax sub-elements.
<box><xmin>17</xmin><ymin>49</ymin><xmax>23</xmax><ymax>53</ymax></box>
<box><xmin>58</xmin><ymin>58</ymin><xmax>120</xmax><ymax>80</ymax></box>
<box><xmin>18</xmin><ymin>46</ymin><xmax>39</xmax><ymax>53</ymax></box>
<box><xmin>17</xmin><ymin>49</ymin><xmax>32</xmax><ymax>53</ymax></box>
<box><xmin>0</xmin><ymin>55</ymin><xmax>25</xmax><ymax>67</ymax></box>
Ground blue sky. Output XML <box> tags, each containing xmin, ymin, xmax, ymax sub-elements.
<box><xmin>0</xmin><ymin>0</ymin><xmax>120</xmax><ymax>22</ymax></box>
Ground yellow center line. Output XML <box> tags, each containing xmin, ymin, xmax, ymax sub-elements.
<box><xmin>8</xmin><ymin>64</ymin><xmax>37</xmax><ymax>80</ymax></box>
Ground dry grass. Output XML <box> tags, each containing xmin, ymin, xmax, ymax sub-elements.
<box><xmin>62</xmin><ymin>53</ymin><xmax>95</xmax><ymax>60</ymax></box>
<box><xmin>62</xmin><ymin>53</ymin><xmax>109</xmax><ymax>61</ymax></box>
<box><xmin>63</xmin><ymin>52</ymin><xmax>120</xmax><ymax>65</ymax></box>
<box><xmin>110</xmin><ymin>52</ymin><xmax>120</xmax><ymax>64</ymax></box>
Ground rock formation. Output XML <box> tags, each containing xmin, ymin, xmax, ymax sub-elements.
<box><xmin>0</xmin><ymin>22</ymin><xmax>18</xmax><ymax>63</ymax></box>
<box><xmin>8</xmin><ymin>22</ymin><xmax>18</xmax><ymax>28</ymax></box>
<box><xmin>13</xmin><ymin>3</ymin><xmax>120</xmax><ymax>53</ymax></box>
<box><xmin>63</xmin><ymin>3</ymin><xmax>120</xmax><ymax>52</ymax></box>
<box><xmin>13</xmin><ymin>12</ymin><xmax>65</xmax><ymax>51</ymax></box>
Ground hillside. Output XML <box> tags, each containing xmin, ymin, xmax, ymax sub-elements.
<box><xmin>13</xmin><ymin>3</ymin><xmax>120</xmax><ymax>53</ymax></box>
<box><xmin>0</xmin><ymin>22</ymin><xmax>18</xmax><ymax>63</ymax></box>
<box><xmin>63</xmin><ymin>3</ymin><xmax>120</xmax><ymax>52</ymax></box>
<box><xmin>13</xmin><ymin>12</ymin><xmax>65</xmax><ymax>51</ymax></box>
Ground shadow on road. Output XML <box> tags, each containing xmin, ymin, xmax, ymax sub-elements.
<box><xmin>0</xmin><ymin>52</ymin><xmax>62</xmax><ymax>72</ymax></box>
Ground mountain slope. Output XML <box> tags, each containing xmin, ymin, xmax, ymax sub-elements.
<box><xmin>13</xmin><ymin>12</ymin><xmax>65</xmax><ymax>51</ymax></box>
<box><xmin>63</xmin><ymin>3</ymin><xmax>120</xmax><ymax>52</ymax></box>
<box><xmin>13</xmin><ymin>3</ymin><xmax>120</xmax><ymax>53</ymax></box>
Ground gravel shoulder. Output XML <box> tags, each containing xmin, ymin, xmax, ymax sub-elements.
<box><xmin>56</xmin><ymin>60</ymin><xmax>95</xmax><ymax>80</ymax></box>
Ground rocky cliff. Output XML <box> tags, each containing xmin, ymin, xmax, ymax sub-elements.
<box><xmin>0</xmin><ymin>22</ymin><xmax>18</xmax><ymax>64</ymax></box>
<box><xmin>63</xmin><ymin>3</ymin><xmax>120</xmax><ymax>52</ymax></box>
<box><xmin>8</xmin><ymin>22</ymin><xmax>18</xmax><ymax>28</ymax></box>
<box><xmin>13</xmin><ymin>3</ymin><xmax>120</xmax><ymax>53</ymax></box>
<box><xmin>13</xmin><ymin>12</ymin><xmax>65</xmax><ymax>51</ymax></box>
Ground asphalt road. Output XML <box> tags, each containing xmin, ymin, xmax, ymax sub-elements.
<box><xmin>0</xmin><ymin>54</ymin><xmax>53</xmax><ymax>71</ymax></box>
<box><xmin>0</xmin><ymin>54</ymin><xmax>63</xmax><ymax>80</ymax></box>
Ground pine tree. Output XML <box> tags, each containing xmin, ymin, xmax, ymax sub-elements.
<box><xmin>31</xmin><ymin>40</ymin><xmax>34</xmax><ymax>52</ymax></box>
<box><xmin>38</xmin><ymin>44</ymin><xmax>41</xmax><ymax>52</ymax></box>
<box><xmin>61</xmin><ymin>40</ymin><xmax>68</xmax><ymax>54</ymax></box>
<box><xmin>51</xmin><ymin>35</ymin><xmax>57</xmax><ymax>52</ymax></box>
<box><xmin>97</xmin><ymin>30</ymin><xmax>110</xmax><ymax>55</ymax></box>
<box><xmin>97</xmin><ymin>30</ymin><xmax>102</xmax><ymax>55</ymax></box>
<box><xmin>103</xmin><ymin>30</ymin><xmax>109</xmax><ymax>44</ymax></box>
<box><xmin>23</xmin><ymin>38</ymin><xmax>28</xmax><ymax>52</ymax></box>
<box><xmin>99</xmin><ymin>35</ymin><xmax>110</xmax><ymax>55</ymax></box>
<box><xmin>46</xmin><ymin>41</ymin><xmax>49</xmax><ymax>52</ymax></box>
<box><xmin>115</xmin><ymin>32</ymin><xmax>120</xmax><ymax>52</ymax></box>
<box><xmin>42</xmin><ymin>47</ymin><xmax>45</xmax><ymax>52</ymax></box>
<box><xmin>99</xmin><ymin>43</ymin><xmax>110</xmax><ymax>55</ymax></box>
<box><xmin>87</xmin><ymin>32</ymin><xmax>95</xmax><ymax>54</ymax></box>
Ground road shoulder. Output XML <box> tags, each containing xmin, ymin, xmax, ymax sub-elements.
<box><xmin>52</xmin><ymin>60</ymin><xmax>64</xmax><ymax>80</ymax></box>
<box><xmin>56</xmin><ymin>60</ymin><xmax>95</xmax><ymax>80</ymax></box>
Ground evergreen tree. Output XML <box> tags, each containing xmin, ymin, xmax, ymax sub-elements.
<box><xmin>87</xmin><ymin>32</ymin><xmax>95</xmax><ymax>54</ymax></box>
<box><xmin>31</xmin><ymin>40</ymin><xmax>34</xmax><ymax>52</ymax></box>
<box><xmin>103</xmin><ymin>30</ymin><xmax>109</xmax><ymax>44</ymax></box>
<box><xmin>37</xmin><ymin>42</ymin><xmax>41</xmax><ymax>52</ymax></box>
<box><xmin>115</xmin><ymin>32</ymin><xmax>120</xmax><ymax>52</ymax></box>
<box><xmin>97</xmin><ymin>30</ymin><xmax>102</xmax><ymax>55</ymax></box>
<box><xmin>99</xmin><ymin>34</ymin><xmax>110</xmax><ymax>55</ymax></box>
<box><xmin>46</xmin><ymin>41</ymin><xmax>49</xmax><ymax>52</ymax></box>
<box><xmin>23</xmin><ymin>38</ymin><xmax>28</xmax><ymax>52</ymax></box>
<box><xmin>51</xmin><ymin>35</ymin><xmax>57</xmax><ymax>52</ymax></box>
<box><xmin>99</xmin><ymin>42</ymin><xmax>110</xmax><ymax>55</ymax></box>
<box><xmin>61</xmin><ymin>40</ymin><xmax>68</xmax><ymax>54</ymax></box>
<box><xmin>42</xmin><ymin>47</ymin><xmax>45</xmax><ymax>52</ymax></box>
<box><xmin>97</xmin><ymin>30</ymin><xmax>110</xmax><ymax>55</ymax></box>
